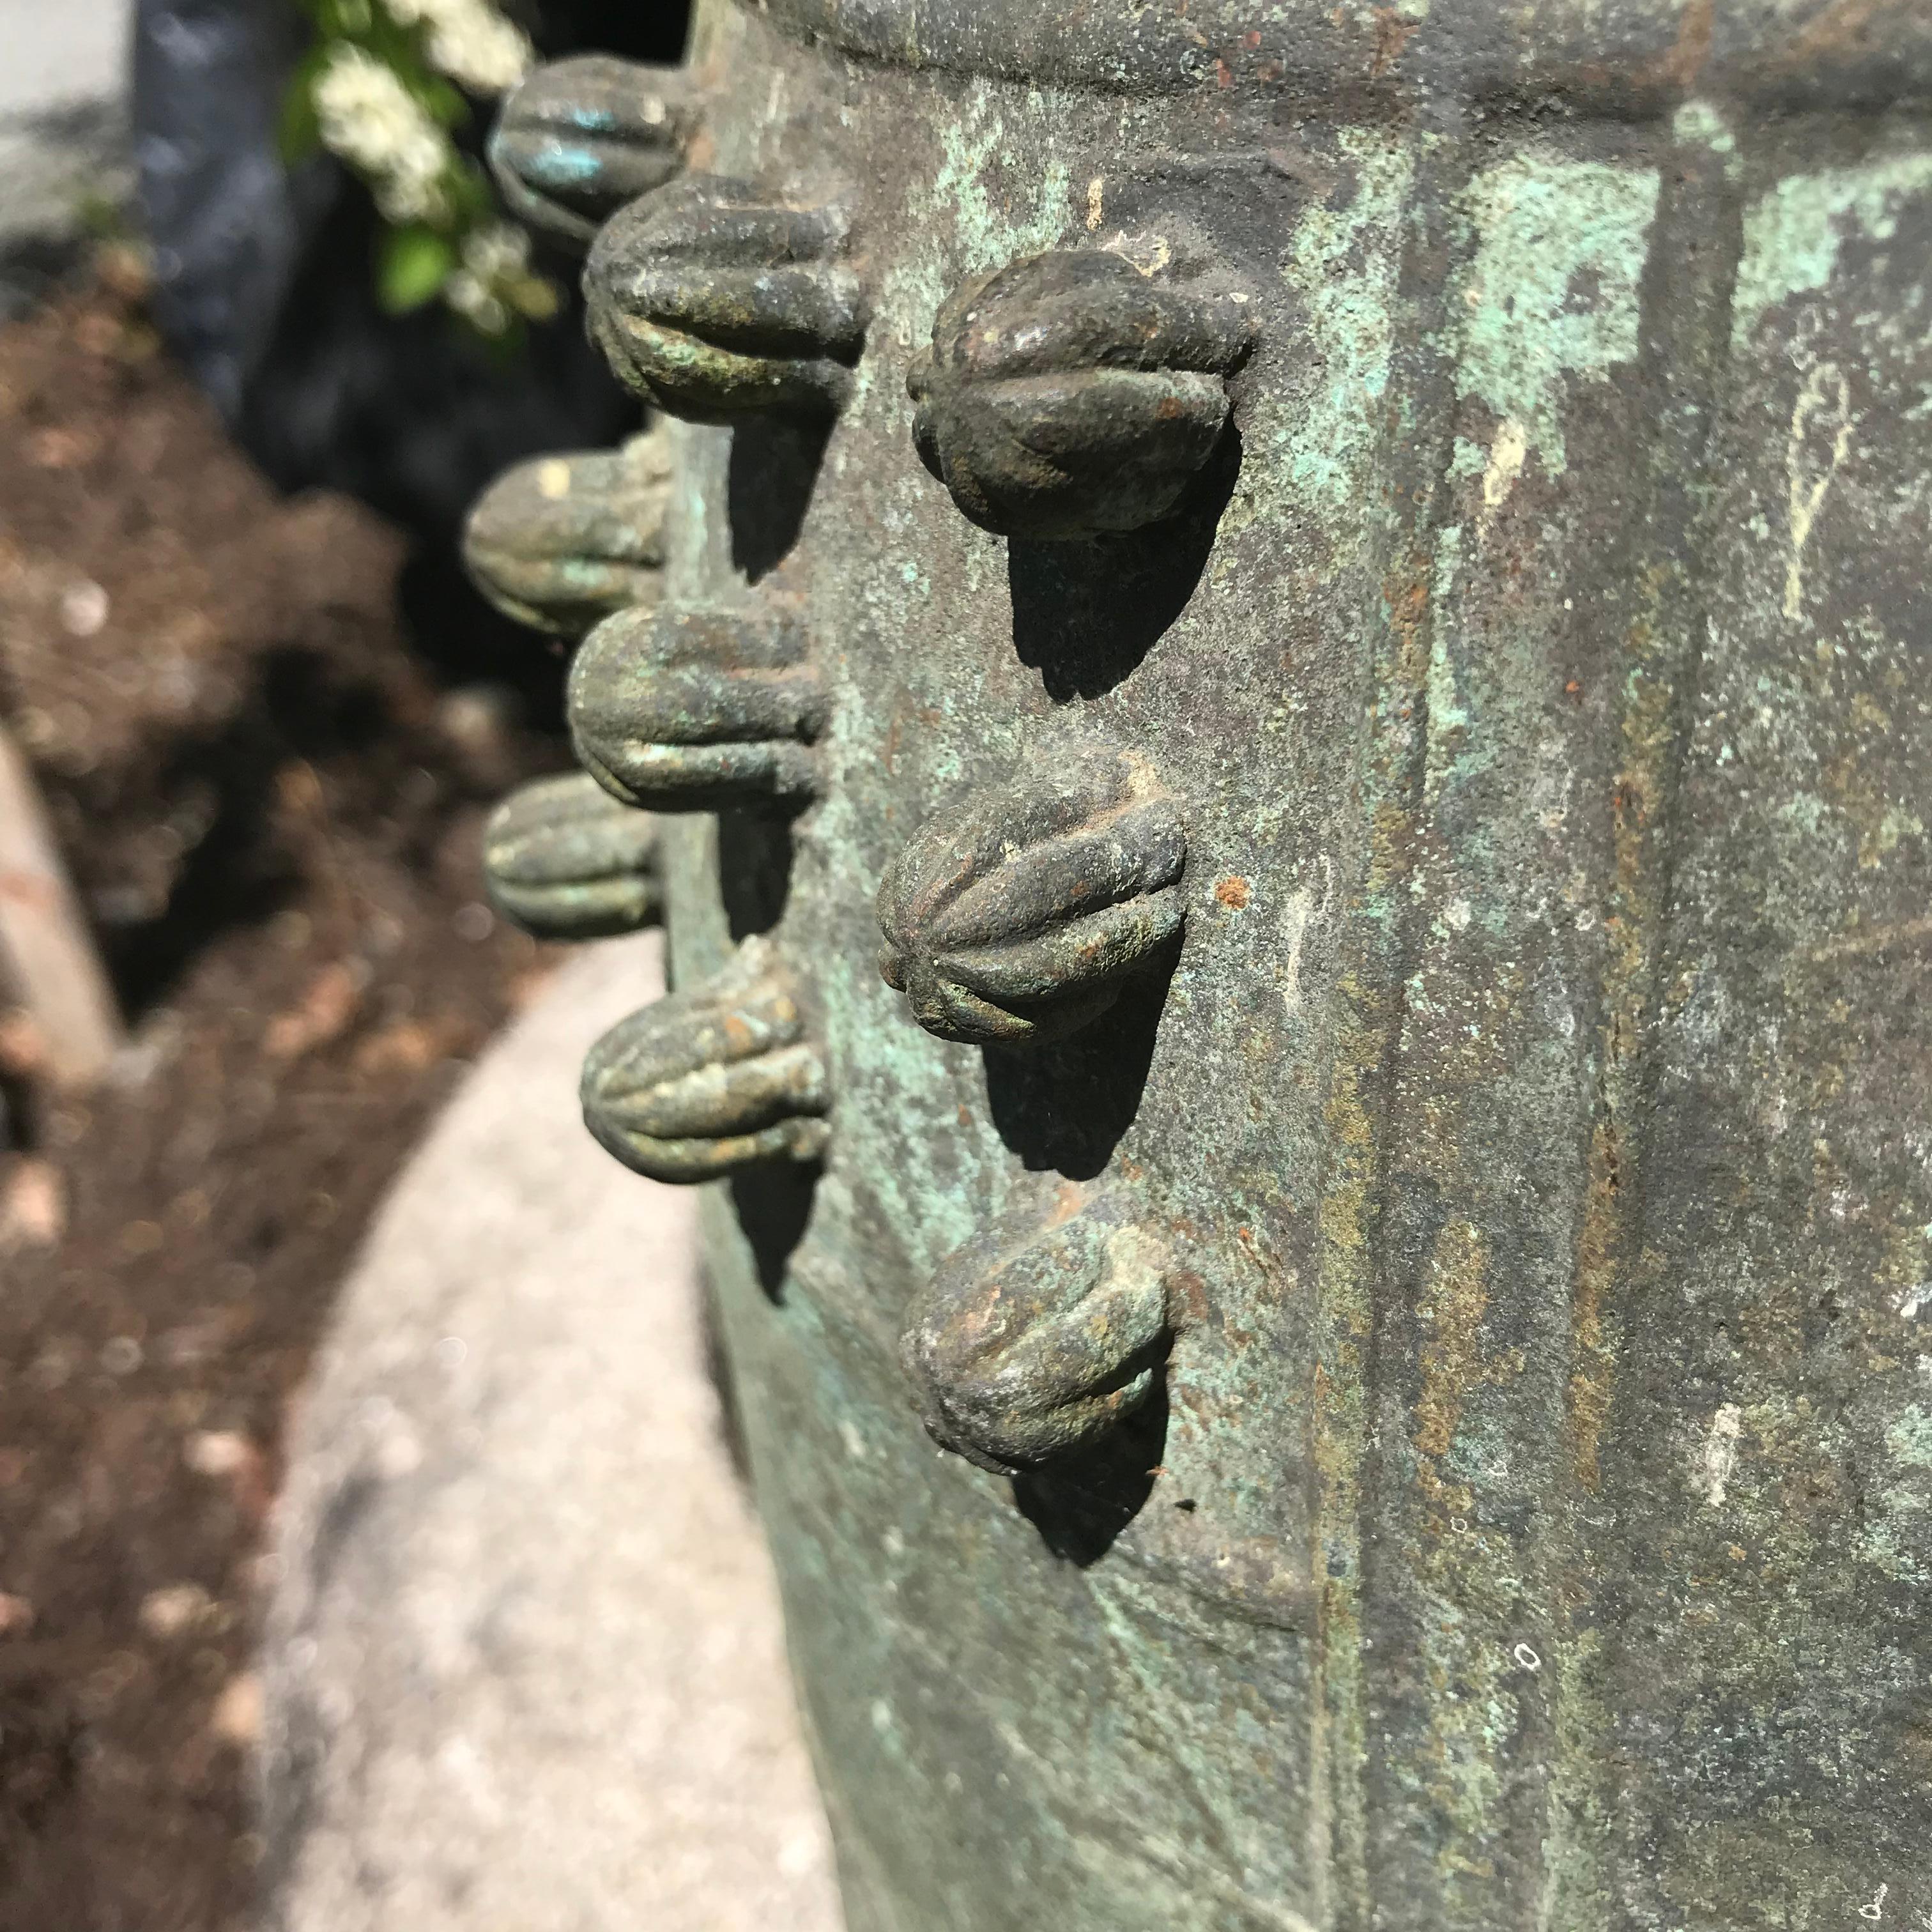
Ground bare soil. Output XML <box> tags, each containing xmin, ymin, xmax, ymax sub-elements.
<box><xmin>0</xmin><ymin>257</ymin><xmax>566</xmax><ymax>1930</ymax></box>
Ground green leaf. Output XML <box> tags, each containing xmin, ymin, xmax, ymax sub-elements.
<box><xmin>377</xmin><ymin>226</ymin><xmax>458</xmax><ymax>314</ymax></box>
<box><xmin>422</xmin><ymin>75</ymin><xmax>472</xmax><ymax>128</ymax></box>
<box><xmin>277</xmin><ymin>46</ymin><xmax>327</xmax><ymax>165</ymax></box>
<box><xmin>445</xmin><ymin>160</ymin><xmax>495</xmax><ymax>226</ymax></box>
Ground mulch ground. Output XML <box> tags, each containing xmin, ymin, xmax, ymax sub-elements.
<box><xmin>0</xmin><ymin>256</ymin><xmax>567</xmax><ymax>1930</ymax></box>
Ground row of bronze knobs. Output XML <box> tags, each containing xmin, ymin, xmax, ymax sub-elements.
<box><xmin>468</xmin><ymin>53</ymin><xmax>1248</xmax><ymax>1475</ymax></box>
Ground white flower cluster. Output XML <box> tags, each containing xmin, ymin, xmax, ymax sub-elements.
<box><xmin>382</xmin><ymin>0</ymin><xmax>534</xmax><ymax>95</ymax></box>
<box><xmin>443</xmin><ymin>221</ymin><xmax>533</xmax><ymax>334</ymax></box>
<box><xmin>313</xmin><ymin>45</ymin><xmax>453</xmax><ymax>221</ymax></box>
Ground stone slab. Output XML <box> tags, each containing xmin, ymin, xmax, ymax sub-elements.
<box><xmin>259</xmin><ymin>931</ymin><xmax>842</xmax><ymax>1932</ymax></box>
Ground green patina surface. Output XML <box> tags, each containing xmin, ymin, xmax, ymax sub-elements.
<box><xmin>510</xmin><ymin>3</ymin><xmax>1932</xmax><ymax>1926</ymax></box>
<box><xmin>1450</xmin><ymin>154</ymin><xmax>1660</xmax><ymax>482</ymax></box>
<box><xmin>1733</xmin><ymin>152</ymin><xmax>1932</xmax><ymax>348</ymax></box>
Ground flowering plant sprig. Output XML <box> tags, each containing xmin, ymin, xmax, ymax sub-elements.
<box><xmin>283</xmin><ymin>0</ymin><xmax>558</xmax><ymax>341</ymax></box>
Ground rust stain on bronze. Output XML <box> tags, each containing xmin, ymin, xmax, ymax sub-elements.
<box><xmin>1645</xmin><ymin>0</ymin><xmax>1714</xmax><ymax>88</ymax></box>
<box><xmin>1368</xmin><ymin>7</ymin><xmax>1419</xmax><ymax>78</ymax></box>
<box><xmin>1414</xmin><ymin>1219</ymin><xmax>1491</xmax><ymax>1461</ymax></box>
<box><xmin>1777</xmin><ymin>0</ymin><xmax>1900</xmax><ymax>67</ymax></box>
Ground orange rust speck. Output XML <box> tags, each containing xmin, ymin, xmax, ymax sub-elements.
<box><xmin>1170</xmin><ymin>1269</ymin><xmax>1211</xmax><ymax>1325</ymax></box>
<box><xmin>1215</xmin><ymin>875</ymin><xmax>1252</xmax><ymax>910</ymax></box>
<box><xmin>1370</xmin><ymin>8</ymin><xmax>1422</xmax><ymax>77</ymax></box>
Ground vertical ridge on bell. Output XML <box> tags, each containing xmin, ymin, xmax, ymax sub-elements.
<box><xmin>584</xmin><ymin>175</ymin><xmax>867</xmax><ymax>420</ymax></box>
<box><xmin>581</xmin><ymin>935</ymin><xmax>830</xmax><ymax>1183</ymax></box>
<box><xmin>569</xmin><ymin>603</ymin><xmax>827</xmax><ymax>811</ymax></box>
<box><xmin>462</xmin><ymin>424</ymin><xmax>675</xmax><ymax>637</ymax></box>
<box><xmin>489</xmin><ymin>55</ymin><xmax>701</xmax><ymax>247</ymax></box>
<box><xmin>482</xmin><ymin>772</ymin><xmax>661</xmax><ymax>940</ymax></box>
<box><xmin>908</xmin><ymin>249</ymin><xmax>1252</xmax><ymax>539</ymax></box>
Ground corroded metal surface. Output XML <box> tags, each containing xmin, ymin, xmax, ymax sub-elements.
<box><xmin>876</xmin><ymin>740</ymin><xmax>1188</xmax><ymax>1045</ymax></box>
<box><xmin>901</xmin><ymin>1181</ymin><xmax>1180</xmax><ymax>1474</ymax></box>
<box><xmin>908</xmin><ymin>250</ymin><xmax>1253</xmax><ymax>538</ymax></box>
<box><xmin>489</xmin><ymin>53</ymin><xmax>700</xmax><ymax>243</ymax></box>
<box><xmin>474</xmin><ymin>6</ymin><xmax>1932</xmax><ymax>1927</ymax></box>
<box><xmin>586</xmin><ymin>176</ymin><xmax>867</xmax><ymax>418</ymax></box>
<box><xmin>481</xmin><ymin>771</ymin><xmax>661</xmax><ymax>940</ymax></box>
<box><xmin>581</xmin><ymin>931</ymin><xmax>830</xmax><ymax>1181</ymax></box>
<box><xmin>463</xmin><ymin>428</ymin><xmax>673</xmax><ymax>636</ymax></box>
<box><xmin>569</xmin><ymin>603</ymin><xmax>827</xmax><ymax>808</ymax></box>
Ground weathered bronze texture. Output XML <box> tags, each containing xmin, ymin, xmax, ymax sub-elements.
<box><xmin>462</xmin><ymin>427</ymin><xmax>673</xmax><ymax>636</ymax></box>
<box><xmin>909</xmin><ymin>250</ymin><xmax>1252</xmax><ymax>539</ymax></box>
<box><xmin>876</xmin><ymin>740</ymin><xmax>1186</xmax><ymax>1045</ymax></box>
<box><xmin>585</xmin><ymin>175</ymin><xmax>866</xmax><ymax>420</ymax></box>
<box><xmin>581</xmin><ymin>933</ymin><xmax>829</xmax><ymax>1181</ymax></box>
<box><xmin>468</xmin><ymin>4</ymin><xmax>1932</xmax><ymax>1927</ymax></box>
<box><xmin>489</xmin><ymin>54</ymin><xmax>697</xmax><ymax>245</ymax></box>
<box><xmin>482</xmin><ymin>772</ymin><xmax>661</xmax><ymax>941</ymax></box>
<box><xmin>568</xmin><ymin>602</ymin><xmax>824</xmax><ymax>809</ymax></box>
<box><xmin>903</xmin><ymin>1183</ymin><xmax>1177</xmax><ymax>1474</ymax></box>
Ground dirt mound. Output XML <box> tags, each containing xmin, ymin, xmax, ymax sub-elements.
<box><xmin>0</xmin><ymin>256</ymin><xmax>565</xmax><ymax>1929</ymax></box>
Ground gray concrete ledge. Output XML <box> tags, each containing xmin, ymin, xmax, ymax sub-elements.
<box><xmin>260</xmin><ymin>933</ymin><xmax>843</xmax><ymax>1932</ymax></box>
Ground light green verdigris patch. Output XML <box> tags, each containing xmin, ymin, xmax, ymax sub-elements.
<box><xmin>1886</xmin><ymin>1404</ymin><xmax>1932</xmax><ymax>1471</ymax></box>
<box><xmin>1732</xmin><ymin>153</ymin><xmax>1932</xmax><ymax>350</ymax></box>
<box><xmin>1671</xmin><ymin>98</ymin><xmax>1736</xmax><ymax>162</ymax></box>
<box><xmin>1857</xmin><ymin>1405</ymin><xmax>1932</xmax><ymax>1586</ymax></box>
<box><xmin>1274</xmin><ymin>130</ymin><xmax>1415</xmax><ymax>517</ymax></box>
<box><xmin>859</xmin><ymin>82</ymin><xmax>1075</xmax><ymax>415</ymax></box>
<box><xmin>1453</xmin><ymin>155</ymin><xmax>1661</xmax><ymax>480</ymax></box>
<box><xmin>923</xmin><ymin>89</ymin><xmax>1073</xmax><ymax>275</ymax></box>
<box><xmin>1423</xmin><ymin>521</ymin><xmax>1478</xmax><ymax>765</ymax></box>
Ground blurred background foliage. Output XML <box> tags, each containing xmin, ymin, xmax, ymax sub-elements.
<box><xmin>281</xmin><ymin>0</ymin><xmax>556</xmax><ymax>340</ymax></box>
<box><xmin>133</xmin><ymin>0</ymin><xmax>691</xmax><ymax>712</ymax></box>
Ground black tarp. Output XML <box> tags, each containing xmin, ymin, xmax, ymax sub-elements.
<box><xmin>130</xmin><ymin>2</ymin><xmax>689</xmax><ymax>693</ymax></box>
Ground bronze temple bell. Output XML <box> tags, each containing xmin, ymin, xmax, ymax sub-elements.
<box><xmin>471</xmin><ymin>7</ymin><xmax>1932</xmax><ymax>1926</ymax></box>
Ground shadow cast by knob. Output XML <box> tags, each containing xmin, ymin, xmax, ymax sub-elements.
<box><xmin>728</xmin><ymin>1159</ymin><xmax>820</xmax><ymax>1304</ymax></box>
<box><xmin>729</xmin><ymin>417</ymin><xmax>832</xmax><ymax>584</ymax></box>
<box><xmin>1011</xmin><ymin>1383</ymin><xmax>1167</xmax><ymax>1567</ymax></box>
<box><xmin>1008</xmin><ymin>424</ymin><xmax>1241</xmax><ymax>702</ymax></box>
<box><xmin>981</xmin><ymin>953</ymin><xmax>1176</xmax><ymax>1181</ymax></box>
<box><xmin>717</xmin><ymin>806</ymin><xmax>796</xmax><ymax>940</ymax></box>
